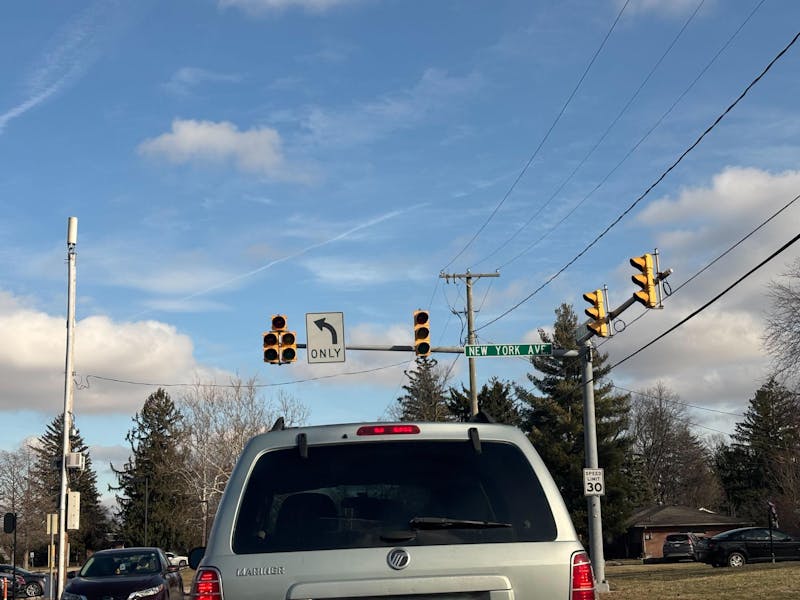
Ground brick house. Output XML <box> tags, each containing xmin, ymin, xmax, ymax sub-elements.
<box><xmin>620</xmin><ymin>505</ymin><xmax>752</xmax><ymax>560</ymax></box>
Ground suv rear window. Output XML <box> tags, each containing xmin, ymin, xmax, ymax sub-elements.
<box><xmin>233</xmin><ymin>439</ymin><xmax>557</xmax><ymax>553</ymax></box>
<box><xmin>665</xmin><ymin>534</ymin><xmax>690</xmax><ymax>543</ymax></box>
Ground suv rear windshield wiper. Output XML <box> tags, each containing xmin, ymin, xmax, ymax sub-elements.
<box><xmin>408</xmin><ymin>517</ymin><xmax>512</xmax><ymax>530</ymax></box>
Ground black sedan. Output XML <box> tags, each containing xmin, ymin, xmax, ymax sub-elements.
<box><xmin>62</xmin><ymin>548</ymin><xmax>183</xmax><ymax>600</ymax></box>
<box><xmin>0</xmin><ymin>565</ymin><xmax>47</xmax><ymax>597</ymax></box>
<box><xmin>703</xmin><ymin>527</ymin><xmax>800</xmax><ymax>567</ymax></box>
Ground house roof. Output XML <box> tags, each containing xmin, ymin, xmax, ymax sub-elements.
<box><xmin>628</xmin><ymin>505</ymin><xmax>753</xmax><ymax>529</ymax></box>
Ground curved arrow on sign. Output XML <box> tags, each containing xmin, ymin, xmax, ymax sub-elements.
<box><xmin>314</xmin><ymin>318</ymin><xmax>338</xmax><ymax>345</ymax></box>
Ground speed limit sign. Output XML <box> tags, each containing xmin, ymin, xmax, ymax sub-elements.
<box><xmin>583</xmin><ymin>468</ymin><xmax>605</xmax><ymax>496</ymax></box>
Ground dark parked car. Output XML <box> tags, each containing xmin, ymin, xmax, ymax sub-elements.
<box><xmin>703</xmin><ymin>527</ymin><xmax>800</xmax><ymax>567</ymax></box>
<box><xmin>0</xmin><ymin>566</ymin><xmax>47</xmax><ymax>597</ymax></box>
<box><xmin>0</xmin><ymin>571</ymin><xmax>27</xmax><ymax>597</ymax></box>
<box><xmin>662</xmin><ymin>532</ymin><xmax>700</xmax><ymax>562</ymax></box>
<box><xmin>61</xmin><ymin>547</ymin><xmax>183</xmax><ymax>600</ymax></box>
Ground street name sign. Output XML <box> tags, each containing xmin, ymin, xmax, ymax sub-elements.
<box><xmin>583</xmin><ymin>468</ymin><xmax>605</xmax><ymax>497</ymax></box>
<box><xmin>305</xmin><ymin>312</ymin><xmax>345</xmax><ymax>364</ymax></box>
<box><xmin>464</xmin><ymin>343</ymin><xmax>552</xmax><ymax>358</ymax></box>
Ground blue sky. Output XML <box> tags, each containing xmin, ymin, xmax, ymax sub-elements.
<box><xmin>3</xmin><ymin>0</ymin><xmax>800</xmax><ymax>503</ymax></box>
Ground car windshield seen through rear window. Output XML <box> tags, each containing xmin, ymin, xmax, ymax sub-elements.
<box><xmin>80</xmin><ymin>551</ymin><xmax>160</xmax><ymax>577</ymax></box>
<box><xmin>233</xmin><ymin>439</ymin><xmax>557</xmax><ymax>553</ymax></box>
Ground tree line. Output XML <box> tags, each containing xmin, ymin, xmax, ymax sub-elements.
<box><xmin>0</xmin><ymin>382</ymin><xmax>308</xmax><ymax>566</ymax></box>
<box><xmin>0</xmin><ymin>258</ymin><xmax>799</xmax><ymax>562</ymax></box>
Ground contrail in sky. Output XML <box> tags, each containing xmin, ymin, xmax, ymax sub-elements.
<box><xmin>0</xmin><ymin>2</ymin><xmax>113</xmax><ymax>133</ymax></box>
<box><xmin>128</xmin><ymin>205</ymin><xmax>423</xmax><ymax>320</ymax></box>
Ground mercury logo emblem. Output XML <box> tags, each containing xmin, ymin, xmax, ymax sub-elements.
<box><xmin>387</xmin><ymin>548</ymin><xmax>410</xmax><ymax>570</ymax></box>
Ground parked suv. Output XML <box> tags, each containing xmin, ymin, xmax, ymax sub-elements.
<box><xmin>662</xmin><ymin>533</ymin><xmax>700</xmax><ymax>562</ymax></box>
<box><xmin>189</xmin><ymin>418</ymin><xmax>597</xmax><ymax>600</ymax></box>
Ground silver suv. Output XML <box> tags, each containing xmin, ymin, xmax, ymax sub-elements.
<box><xmin>189</xmin><ymin>418</ymin><xmax>597</xmax><ymax>600</ymax></box>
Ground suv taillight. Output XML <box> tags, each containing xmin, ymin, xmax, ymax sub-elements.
<box><xmin>571</xmin><ymin>551</ymin><xmax>597</xmax><ymax>600</ymax></box>
<box><xmin>191</xmin><ymin>568</ymin><xmax>223</xmax><ymax>600</ymax></box>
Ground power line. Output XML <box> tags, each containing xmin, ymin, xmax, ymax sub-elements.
<box><xmin>495</xmin><ymin>0</ymin><xmax>767</xmax><ymax>271</ymax></box>
<box><xmin>596</xmin><ymin>189</ymin><xmax>800</xmax><ymax>348</ymax></box>
<box><xmin>609</xmin><ymin>230</ymin><xmax>800</xmax><ymax>371</ymax></box>
<box><xmin>84</xmin><ymin>360</ymin><xmax>411</xmax><ymax>389</ymax></box>
<box><xmin>477</xmin><ymin>27</ymin><xmax>800</xmax><ymax>331</ymax></box>
<box><xmin>440</xmin><ymin>0</ymin><xmax>632</xmax><ymax>271</ymax></box>
<box><xmin>476</xmin><ymin>0</ymin><xmax>709</xmax><ymax>269</ymax></box>
<box><xmin>614</xmin><ymin>384</ymin><xmax>744</xmax><ymax>417</ymax></box>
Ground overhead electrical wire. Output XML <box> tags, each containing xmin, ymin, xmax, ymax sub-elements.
<box><xmin>476</xmin><ymin>0</ymin><xmax>709</xmax><ymax>268</ymax></box>
<box><xmin>608</xmin><ymin>230</ymin><xmax>800</xmax><ymax>372</ymax></box>
<box><xmin>614</xmin><ymin>385</ymin><xmax>745</xmax><ymax>417</ymax></box>
<box><xmin>476</xmin><ymin>27</ymin><xmax>800</xmax><ymax>332</ymax></box>
<box><xmin>440</xmin><ymin>0</ymin><xmax>632</xmax><ymax>271</ymax></box>
<box><xmin>492</xmin><ymin>0</ymin><xmax>766</xmax><ymax>271</ymax></box>
<box><xmin>84</xmin><ymin>360</ymin><xmax>412</xmax><ymax>389</ymax></box>
<box><xmin>596</xmin><ymin>189</ymin><xmax>800</xmax><ymax>348</ymax></box>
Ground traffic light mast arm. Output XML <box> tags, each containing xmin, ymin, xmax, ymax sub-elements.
<box><xmin>576</xmin><ymin>267</ymin><xmax>672</xmax><ymax>346</ymax></box>
<box><xmin>295</xmin><ymin>343</ymin><xmax>465</xmax><ymax>353</ymax></box>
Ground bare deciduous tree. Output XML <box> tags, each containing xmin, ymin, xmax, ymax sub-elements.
<box><xmin>630</xmin><ymin>382</ymin><xmax>721</xmax><ymax>508</ymax></box>
<box><xmin>764</xmin><ymin>258</ymin><xmax>800</xmax><ymax>381</ymax></box>
<box><xmin>178</xmin><ymin>377</ymin><xmax>310</xmax><ymax>546</ymax></box>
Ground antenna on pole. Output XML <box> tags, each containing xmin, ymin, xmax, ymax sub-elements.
<box><xmin>57</xmin><ymin>217</ymin><xmax>77</xmax><ymax>600</ymax></box>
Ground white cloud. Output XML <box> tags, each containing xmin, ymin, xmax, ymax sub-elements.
<box><xmin>597</xmin><ymin>166</ymin><xmax>800</xmax><ymax>432</ymax></box>
<box><xmin>0</xmin><ymin>290</ymin><xmax>223</xmax><ymax>415</ymax></box>
<box><xmin>639</xmin><ymin>168</ymin><xmax>800</xmax><ymax>227</ymax></box>
<box><xmin>219</xmin><ymin>0</ymin><xmax>359</xmax><ymax>15</ymax></box>
<box><xmin>620</xmin><ymin>0</ymin><xmax>715</xmax><ymax>18</ymax></box>
<box><xmin>301</xmin><ymin>68</ymin><xmax>483</xmax><ymax>147</ymax></box>
<box><xmin>301</xmin><ymin>256</ymin><xmax>429</xmax><ymax>287</ymax></box>
<box><xmin>138</xmin><ymin>119</ymin><xmax>311</xmax><ymax>181</ymax></box>
<box><xmin>163</xmin><ymin>67</ymin><xmax>243</xmax><ymax>96</ymax></box>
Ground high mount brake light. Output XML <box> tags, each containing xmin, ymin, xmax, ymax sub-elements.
<box><xmin>356</xmin><ymin>425</ymin><xmax>421</xmax><ymax>436</ymax></box>
<box><xmin>192</xmin><ymin>568</ymin><xmax>223</xmax><ymax>600</ymax></box>
<box><xmin>570</xmin><ymin>551</ymin><xmax>597</xmax><ymax>600</ymax></box>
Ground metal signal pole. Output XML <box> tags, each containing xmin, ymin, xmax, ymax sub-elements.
<box><xmin>57</xmin><ymin>217</ymin><xmax>77</xmax><ymax>600</ymax></box>
<box><xmin>439</xmin><ymin>271</ymin><xmax>499</xmax><ymax>415</ymax></box>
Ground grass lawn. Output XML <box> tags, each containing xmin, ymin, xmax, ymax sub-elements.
<box><xmin>604</xmin><ymin>560</ymin><xmax>800</xmax><ymax>599</ymax></box>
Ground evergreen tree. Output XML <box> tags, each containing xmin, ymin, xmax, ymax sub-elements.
<box><xmin>394</xmin><ymin>357</ymin><xmax>451</xmax><ymax>421</ymax></box>
<box><xmin>112</xmin><ymin>389</ymin><xmax>191</xmax><ymax>550</ymax></box>
<box><xmin>715</xmin><ymin>377</ymin><xmax>800</xmax><ymax>525</ymax></box>
<box><xmin>447</xmin><ymin>377</ymin><xmax>523</xmax><ymax>425</ymax></box>
<box><xmin>514</xmin><ymin>303</ymin><xmax>635</xmax><ymax>539</ymax></box>
<box><xmin>30</xmin><ymin>415</ymin><xmax>111</xmax><ymax>561</ymax></box>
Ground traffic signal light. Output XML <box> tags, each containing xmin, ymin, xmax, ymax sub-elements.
<box><xmin>630</xmin><ymin>253</ymin><xmax>657</xmax><ymax>308</ymax></box>
<box><xmin>263</xmin><ymin>331</ymin><xmax>280</xmax><ymax>364</ymax></box>
<box><xmin>583</xmin><ymin>289</ymin><xmax>609</xmax><ymax>337</ymax></box>
<box><xmin>264</xmin><ymin>315</ymin><xmax>296</xmax><ymax>364</ymax></box>
<box><xmin>413</xmin><ymin>310</ymin><xmax>431</xmax><ymax>357</ymax></box>
<box><xmin>280</xmin><ymin>330</ymin><xmax>297</xmax><ymax>363</ymax></box>
<box><xmin>271</xmin><ymin>314</ymin><xmax>287</xmax><ymax>331</ymax></box>
<box><xmin>3</xmin><ymin>512</ymin><xmax>15</xmax><ymax>534</ymax></box>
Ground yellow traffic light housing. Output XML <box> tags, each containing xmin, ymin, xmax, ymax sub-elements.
<box><xmin>263</xmin><ymin>331</ymin><xmax>280</xmax><ymax>364</ymax></box>
<box><xmin>271</xmin><ymin>314</ymin><xmax>287</xmax><ymax>331</ymax></box>
<box><xmin>264</xmin><ymin>315</ymin><xmax>295</xmax><ymax>364</ymax></box>
<box><xmin>413</xmin><ymin>309</ymin><xmax>431</xmax><ymax>357</ymax></box>
<box><xmin>280</xmin><ymin>330</ymin><xmax>297</xmax><ymax>363</ymax></box>
<box><xmin>630</xmin><ymin>253</ymin><xmax>657</xmax><ymax>308</ymax></box>
<box><xmin>583</xmin><ymin>289</ymin><xmax>609</xmax><ymax>337</ymax></box>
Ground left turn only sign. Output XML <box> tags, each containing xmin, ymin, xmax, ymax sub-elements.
<box><xmin>305</xmin><ymin>312</ymin><xmax>346</xmax><ymax>364</ymax></box>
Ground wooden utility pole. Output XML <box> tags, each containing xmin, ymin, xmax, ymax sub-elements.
<box><xmin>439</xmin><ymin>271</ymin><xmax>499</xmax><ymax>415</ymax></box>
